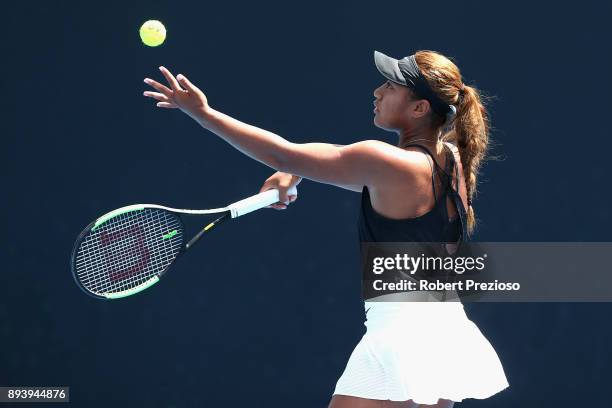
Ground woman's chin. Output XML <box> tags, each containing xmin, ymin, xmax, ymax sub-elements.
<box><xmin>373</xmin><ymin>115</ymin><xmax>383</xmax><ymax>128</ymax></box>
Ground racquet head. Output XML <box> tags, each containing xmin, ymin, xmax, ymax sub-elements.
<box><xmin>70</xmin><ymin>205</ymin><xmax>186</xmax><ymax>299</ymax></box>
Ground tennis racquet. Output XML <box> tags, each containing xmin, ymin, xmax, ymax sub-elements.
<box><xmin>70</xmin><ymin>187</ymin><xmax>296</xmax><ymax>300</ymax></box>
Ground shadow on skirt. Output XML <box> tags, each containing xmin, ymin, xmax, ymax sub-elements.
<box><xmin>333</xmin><ymin>301</ymin><xmax>510</xmax><ymax>405</ymax></box>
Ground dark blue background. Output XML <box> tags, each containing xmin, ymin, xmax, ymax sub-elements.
<box><xmin>2</xmin><ymin>1</ymin><xmax>611</xmax><ymax>406</ymax></box>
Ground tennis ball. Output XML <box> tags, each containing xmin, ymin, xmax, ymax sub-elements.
<box><xmin>139</xmin><ymin>20</ymin><xmax>166</xmax><ymax>47</ymax></box>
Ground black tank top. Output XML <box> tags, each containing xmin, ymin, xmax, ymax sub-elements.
<box><xmin>358</xmin><ymin>143</ymin><xmax>469</xmax><ymax>300</ymax></box>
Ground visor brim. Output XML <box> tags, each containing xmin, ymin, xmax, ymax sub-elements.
<box><xmin>374</xmin><ymin>50</ymin><xmax>406</xmax><ymax>86</ymax></box>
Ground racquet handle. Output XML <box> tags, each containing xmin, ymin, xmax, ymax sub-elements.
<box><xmin>227</xmin><ymin>186</ymin><xmax>298</xmax><ymax>218</ymax></box>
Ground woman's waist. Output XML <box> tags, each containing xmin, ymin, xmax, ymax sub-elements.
<box><xmin>363</xmin><ymin>293</ymin><xmax>467</xmax><ymax>328</ymax></box>
<box><xmin>365</xmin><ymin>288</ymin><xmax>463</xmax><ymax>304</ymax></box>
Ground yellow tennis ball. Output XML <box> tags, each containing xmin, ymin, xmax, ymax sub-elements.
<box><xmin>139</xmin><ymin>20</ymin><xmax>166</xmax><ymax>47</ymax></box>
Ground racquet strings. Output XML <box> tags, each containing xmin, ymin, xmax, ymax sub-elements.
<box><xmin>74</xmin><ymin>208</ymin><xmax>184</xmax><ymax>296</ymax></box>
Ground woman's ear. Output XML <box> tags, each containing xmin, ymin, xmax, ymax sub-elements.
<box><xmin>411</xmin><ymin>98</ymin><xmax>431</xmax><ymax>119</ymax></box>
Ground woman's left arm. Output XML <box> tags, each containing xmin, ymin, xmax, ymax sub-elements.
<box><xmin>198</xmin><ymin>108</ymin><xmax>393</xmax><ymax>188</ymax></box>
<box><xmin>143</xmin><ymin>67</ymin><xmax>407</xmax><ymax>189</ymax></box>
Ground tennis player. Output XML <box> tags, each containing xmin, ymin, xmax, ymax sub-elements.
<box><xmin>143</xmin><ymin>49</ymin><xmax>509</xmax><ymax>408</ymax></box>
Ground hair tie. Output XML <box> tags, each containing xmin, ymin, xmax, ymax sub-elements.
<box><xmin>444</xmin><ymin>104</ymin><xmax>457</xmax><ymax>126</ymax></box>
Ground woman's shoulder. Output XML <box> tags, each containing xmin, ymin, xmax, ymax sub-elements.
<box><xmin>355</xmin><ymin>139</ymin><xmax>436</xmax><ymax>167</ymax></box>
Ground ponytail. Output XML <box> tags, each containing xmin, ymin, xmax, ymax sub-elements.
<box><xmin>414</xmin><ymin>50</ymin><xmax>497</xmax><ymax>237</ymax></box>
<box><xmin>450</xmin><ymin>84</ymin><xmax>491</xmax><ymax>236</ymax></box>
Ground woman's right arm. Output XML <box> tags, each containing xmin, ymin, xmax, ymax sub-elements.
<box><xmin>327</xmin><ymin>144</ymin><xmax>364</xmax><ymax>192</ymax></box>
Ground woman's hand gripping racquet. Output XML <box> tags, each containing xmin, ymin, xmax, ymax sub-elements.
<box><xmin>70</xmin><ymin>187</ymin><xmax>297</xmax><ymax>300</ymax></box>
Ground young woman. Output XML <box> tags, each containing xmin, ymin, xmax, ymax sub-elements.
<box><xmin>143</xmin><ymin>49</ymin><xmax>509</xmax><ymax>407</ymax></box>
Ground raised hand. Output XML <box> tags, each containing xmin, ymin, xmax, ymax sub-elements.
<box><xmin>143</xmin><ymin>66</ymin><xmax>210</xmax><ymax>122</ymax></box>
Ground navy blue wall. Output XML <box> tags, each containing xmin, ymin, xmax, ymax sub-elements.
<box><xmin>2</xmin><ymin>1</ymin><xmax>611</xmax><ymax>406</ymax></box>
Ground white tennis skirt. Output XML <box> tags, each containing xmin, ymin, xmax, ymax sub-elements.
<box><xmin>333</xmin><ymin>295</ymin><xmax>510</xmax><ymax>404</ymax></box>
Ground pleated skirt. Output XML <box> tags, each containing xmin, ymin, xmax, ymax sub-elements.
<box><xmin>333</xmin><ymin>298</ymin><xmax>510</xmax><ymax>404</ymax></box>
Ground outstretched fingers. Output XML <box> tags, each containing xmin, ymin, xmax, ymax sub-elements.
<box><xmin>176</xmin><ymin>74</ymin><xmax>198</xmax><ymax>93</ymax></box>
<box><xmin>155</xmin><ymin>101</ymin><xmax>178</xmax><ymax>109</ymax></box>
<box><xmin>159</xmin><ymin>66</ymin><xmax>183</xmax><ymax>91</ymax></box>
<box><xmin>143</xmin><ymin>78</ymin><xmax>172</xmax><ymax>97</ymax></box>
<box><xmin>143</xmin><ymin>91</ymin><xmax>170</xmax><ymax>102</ymax></box>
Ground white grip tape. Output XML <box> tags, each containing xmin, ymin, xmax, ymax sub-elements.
<box><xmin>227</xmin><ymin>186</ymin><xmax>298</xmax><ymax>218</ymax></box>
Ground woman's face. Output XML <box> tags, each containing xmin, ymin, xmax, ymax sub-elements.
<box><xmin>372</xmin><ymin>80</ymin><xmax>418</xmax><ymax>131</ymax></box>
